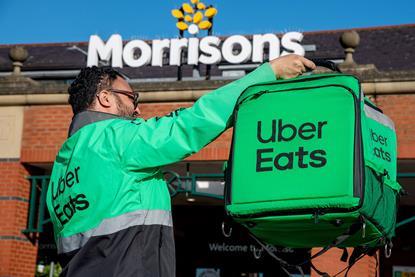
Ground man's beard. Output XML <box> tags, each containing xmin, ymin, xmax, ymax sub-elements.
<box><xmin>114</xmin><ymin>94</ymin><xmax>135</xmax><ymax>117</ymax></box>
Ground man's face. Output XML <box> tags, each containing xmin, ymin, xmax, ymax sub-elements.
<box><xmin>110</xmin><ymin>76</ymin><xmax>140</xmax><ymax>117</ymax></box>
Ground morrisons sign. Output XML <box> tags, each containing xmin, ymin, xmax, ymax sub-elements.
<box><xmin>87</xmin><ymin>32</ymin><xmax>305</xmax><ymax>68</ymax></box>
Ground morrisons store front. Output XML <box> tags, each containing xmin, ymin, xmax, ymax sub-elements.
<box><xmin>0</xmin><ymin>23</ymin><xmax>414</xmax><ymax>276</ymax></box>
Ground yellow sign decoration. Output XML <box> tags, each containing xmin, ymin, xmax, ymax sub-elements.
<box><xmin>171</xmin><ymin>0</ymin><xmax>218</xmax><ymax>35</ymax></box>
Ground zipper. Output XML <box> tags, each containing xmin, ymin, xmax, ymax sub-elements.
<box><xmin>233</xmin><ymin>206</ymin><xmax>360</xmax><ymax>219</ymax></box>
<box><xmin>239</xmin><ymin>90</ymin><xmax>268</xmax><ymax>105</ymax></box>
<box><xmin>361</xmin><ymin>216</ymin><xmax>366</xmax><ymax>238</ymax></box>
<box><xmin>224</xmin><ymin>111</ymin><xmax>237</xmax><ymax>207</ymax></box>
<box><xmin>236</xmin><ymin>74</ymin><xmax>360</xmax><ymax>107</ymax></box>
<box><xmin>357</xmin><ymin>83</ymin><xmax>365</xmax><ymax>207</ymax></box>
<box><xmin>364</xmin><ymin>99</ymin><xmax>383</xmax><ymax>113</ymax></box>
<box><xmin>313</xmin><ymin>210</ymin><xmax>325</xmax><ymax>224</ymax></box>
<box><xmin>229</xmin><ymin>83</ymin><xmax>365</xmax><ymax>219</ymax></box>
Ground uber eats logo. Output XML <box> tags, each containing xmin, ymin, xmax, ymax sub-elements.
<box><xmin>50</xmin><ymin>166</ymin><xmax>90</xmax><ymax>226</ymax></box>
<box><xmin>370</xmin><ymin>129</ymin><xmax>391</xmax><ymax>162</ymax></box>
<box><xmin>255</xmin><ymin>119</ymin><xmax>328</xmax><ymax>172</ymax></box>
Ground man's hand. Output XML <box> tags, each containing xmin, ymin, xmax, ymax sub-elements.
<box><xmin>269</xmin><ymin>54</ymin><xmax>316</xmax><ymax>80</ymax></box>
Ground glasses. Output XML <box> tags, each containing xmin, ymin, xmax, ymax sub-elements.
<box><xmin>108</xmin><ymin>88</ymin><xmax>139</xmax><ymax>109</ymax></box>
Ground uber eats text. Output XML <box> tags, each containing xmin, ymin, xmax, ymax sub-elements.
<box><xmin>256</xmin><ymin>119</ymin><xmax>328</xmax><ymax>172</ymax></box>
<box><xmin>50</xmin><ymin>166</ymin><xmax>90</xmax><ymax>226</ymax></box>
<box><xmin>370</xmin><ymin>129</ymin><xmax>391</xmax><ymax>162</ymax></box>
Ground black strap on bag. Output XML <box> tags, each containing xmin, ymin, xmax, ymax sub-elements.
<box><xmin>310</xmin><ymin>262</ymin><xmax>331</xmax><ymax>277</ymax></box>
<box><xmin>310</xmin><ymin>58</ymin><xmax>341</xmax><ymax>73</ymax></box>
<box><xmin>340</xmin><ymin>248</ymin><xmax>349</xmax><ymax>262</ymax></box>
<box><xmin>248</xmin><ymin>232</ymin><xmax>303</xmax><ymax>276</ymax></box>
<box><xmin>247</xmin><ymin>219</ymin><xmax>367</xmax><ymax>276</ymax></box>
<box><xmin>332</xmin><ymin>245</ymin><xmax>380</xmax><ymax>277</ymax></box>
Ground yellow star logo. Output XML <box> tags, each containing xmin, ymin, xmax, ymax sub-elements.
<box><xmin>172</xmin><ymin>0</ymin><xmax>218</xmax><ymax>35</ymax></box>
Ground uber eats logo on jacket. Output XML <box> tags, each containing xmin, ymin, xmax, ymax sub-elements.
<box><xmin>50</xmin><ymin>166</ymin><xmax>90</xmax><ymax>226</ymax></box>
<box><xmin>255</xmin><ymin>119</ymin><xmax>328</xmax><ymax>172</ymax></box>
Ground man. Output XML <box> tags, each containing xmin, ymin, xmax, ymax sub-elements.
<box><xmin>46</xmin><ymin>54</ymin><xmax>315</xmax><ymax>276</ymax></box>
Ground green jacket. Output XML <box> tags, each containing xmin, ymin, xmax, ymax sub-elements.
<box><xmin>46</xmin><ymin>63</ymin><xmax>275</xmax><ymax>276</ymax></box>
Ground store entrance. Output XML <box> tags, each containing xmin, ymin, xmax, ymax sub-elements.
<box><xmin>173</xmin><ymin>205</ymin><xmax>310</xmax><ymax>277</ymax></box>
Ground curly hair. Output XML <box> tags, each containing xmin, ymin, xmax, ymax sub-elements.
<box><xmin>68</xmin><ymin>66</ymin><xmax>123</xmax><ymax>114</ymax></box>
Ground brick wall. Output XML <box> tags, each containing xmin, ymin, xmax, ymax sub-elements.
<box><xmin>0</xmin><ymin>161</ymin><xmax>37</xmax><ymax>277</ymax></box>
<box><xmin>310</xmin><ymin>248</ymin><xmax>379</xmax><ymax>277</ymax></box>
<box><xmin>374</xmin><ymin>94</ymin><xmax>415</xmax><ymax>158</ymax></box>
<box><xmin>21</xmin><ymin>102</ymin><xmax>233</xmax><ymax>163</ymax></box>
<box><xmin>20</xmin><ymin>95</ymin><xmax>415</xmax><ymax>164</ymax></box>
<box><xmin>21</xmin><ymin>105</ymin><xmax>72</xmax><ymax>163</ymax></box>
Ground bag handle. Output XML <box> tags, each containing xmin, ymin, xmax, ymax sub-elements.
<box><xmin>309</xmin><ymin>58</ymin><xmax>341</xmax><ymax>73</ymax></box>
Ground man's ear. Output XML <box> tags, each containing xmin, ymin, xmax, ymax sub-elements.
<box><xmin>96</xmin><ymin>90</ymin><xmax>112</xmax><ymax>108</ymax></box>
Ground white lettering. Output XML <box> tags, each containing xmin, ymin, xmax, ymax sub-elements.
<box><xmin>208</xmin><ymin>243</ymin><xmax>248</xmax><ymax>252</ymax></box>
<box><xmin>222</xmin><ymin>35</ymin><xmax>252</xmax><ymax>64</ymax></box>
<box><xmin>281</xmin><ymin>32</ymin><xmax>305</xmax><ymax>56</ymax></box>
<box><xmin>87</xmin><ymin>34</ymin><xmax>123</xmax><ymax>67</ymax></box>
<box><xmin>188</xmin><ymin>37</ymin><xmax>199</xmax><ymax>65</ymax></box>
<box><xmin>122</xmin><ymin>40</ymin><xmax>152</xmax><ymax>67</ymax></box>
<box><xmin>208</xmin><ymin>242</ymin><xmax>294</xmax><ymax>254</ymax></box>
<box><xmin>252</xmin><ymin>33</ymin><xmax>280</xmax><ymax>63</ymax></box>
<box><xmin>169</xmin><ymin>38</ymin><xmax>188</xmax><ymax>66</ymax></box>
<box><xmin>151</xmin><ymin>39</ymin><xmax>170</xmax><ymax>67</ymax></box>
<box><xmin>87</xmin><ymin>33</ymin><xmax>305</xmax><ymax>67</ymax></box>
<box><xmin>199</xmin><ymin>36</ymin><xmax>221</xmax><ymax>65</ymax></box>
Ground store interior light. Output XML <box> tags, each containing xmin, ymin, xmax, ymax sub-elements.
<box><xmin>186</xmin><ymin>197</ymin><xmax>196</xmax><ymax>202</ymax></box>
<box><xmin>186</xmin><ymin>192</ymin><xmax>196</xmax><ymax>202</ymax></box>
<box><xmin>37</xmin><ymin>265</ymin><xmax>45</xmax><ymax>273</ymax></box>
<box><xmin>196</xmin><ymin>181</ymin><xmax>210</xmax><ymax>189</ymax></box>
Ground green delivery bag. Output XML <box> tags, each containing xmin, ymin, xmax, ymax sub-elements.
<box><xmin>225</xmin><ymin>72</ymin><xmax>402</xmax><ymax>250</ymax></box>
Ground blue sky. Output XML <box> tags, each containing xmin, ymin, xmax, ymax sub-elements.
<box><xmin>0</xmin><ymin>0</ymin><xmax>414</xmax><ymax>44</ymax></box>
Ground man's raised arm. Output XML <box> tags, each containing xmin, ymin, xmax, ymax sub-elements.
<box><xmin>116</xmin><ymin>55</ymin><xmax>315</xmax><ymax>170</ymax></box>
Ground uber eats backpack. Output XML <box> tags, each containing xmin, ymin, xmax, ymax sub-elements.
<box><xmin>224</xmin><ymin>62</ymin><xmax>402</xmax><ymax>265</ymax></box>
